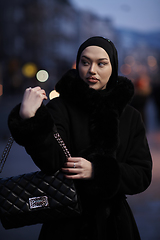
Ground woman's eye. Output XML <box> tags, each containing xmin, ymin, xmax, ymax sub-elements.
<box><xmin>98</xmin><ymin>62</ymin><xmax>107</xmax><ymax>67</ymax></box>
<box><xmin>81</xmin><ymin>60</ymin><xmax>89</xmax><ymax>66</ymax></box>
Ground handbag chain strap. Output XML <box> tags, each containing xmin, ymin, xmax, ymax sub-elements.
<box><xmin>0</xmin><ymin>136</ymin><xmax>14</xmax><ymax>173</ymax></box>
<box><xmin>0</xmin><ymin>131</ymin><xmax>71</xmax><ymax>173</ymax></box>
<box><xmin>53</xmin><ymin>132</ymin><xmax>71</xmax><ymax>158</ymax></box>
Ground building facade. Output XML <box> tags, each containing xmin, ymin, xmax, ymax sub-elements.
<box><xmin>0</xmin><ymin>0</ymin><xmax>116</xmax><ymax>94</ymax></box>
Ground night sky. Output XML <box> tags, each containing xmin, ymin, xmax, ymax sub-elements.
<box><xmin>70</xmin><ymin>0</ymin><xmax>160</xmax><ymax>32</ymax></box>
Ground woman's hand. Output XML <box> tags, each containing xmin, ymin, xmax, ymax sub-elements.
<box><xmin>19</xmin><ymin>87</ymin><xmax>48</xmax><ymax>119</ymax></box>
<box><xmin>62</xmin><ymin>157</ymin><xmax>93</xmax><ymax>179</ymax></box>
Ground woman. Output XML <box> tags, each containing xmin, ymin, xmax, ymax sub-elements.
<box><xmin>8</xmin><ymin>36</ymin><xmax>152</xmax><ymax>240</ymax></box>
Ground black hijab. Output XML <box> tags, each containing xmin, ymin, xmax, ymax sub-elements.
<box><xmin>76</xmin><ymin>36</ymin><xmax>118</xmax><ymax>91</ymax></box>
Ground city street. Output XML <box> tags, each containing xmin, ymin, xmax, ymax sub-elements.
<box><xmin>0</xmin><ymin>0</ymin><xmax>160</xmax><ymax>239</ymax></box>
<box><xmin>0</xmin><ymin>129</ymin><xmax>160</xmax><ymax>239</ymax></box>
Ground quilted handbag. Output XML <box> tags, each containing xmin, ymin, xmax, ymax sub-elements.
<box><xmin>0</xmin><ymin>131</ymin><xmax>81</xmax><ymax>229</ymax></box>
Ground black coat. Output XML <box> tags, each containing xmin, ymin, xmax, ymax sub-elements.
<box><xmin>8</xmin><ymin>70</ymin><xmax>152</xmax><ymax>240</ymax></box>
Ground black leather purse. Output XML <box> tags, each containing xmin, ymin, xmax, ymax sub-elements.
<box><xmin>0</xmin><ymin>131</ymin><xmax>81</xmax><ymax>229</ymax></box>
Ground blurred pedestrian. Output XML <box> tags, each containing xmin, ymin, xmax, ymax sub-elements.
<box><xmin>131</xmin><ymin>75</ymin><xmax>151</xmax><ymax>125</ymax></box>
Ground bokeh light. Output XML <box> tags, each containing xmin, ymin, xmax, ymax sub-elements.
<box><xmin>147</xmin><ymin>56</ymin><xmax>157</xmax><ymax>71</ymax></box>
<box><xmin>0</xmin><ymin>84</ymin><xmax>3</xmax><ymax>96</ymax></box>
<box><xmin>124</xmin><ymin>56</ymin><xmax>135</xmax><ymax>66</ymax></box>
<box><xmin>49</xmin><ymin>90</ymin><xmax>60</xmax><ymax>100</ymax></box>
<box><xmin>22</xmin><ymin>63</ymin><xmax>38</xmax><ymax>78</ymax></box>
<box><xmin>72</xmin><ymin>61</ymin><xmax>76</xmax><ymax>69</ymax></box>
<box><xmin>120</xmin><ymin>64</ymin><xmax>132</xmax><ymax>75</ymax></box>
<box><xmin>36</xmin><ymin>70</ymin><xmax>49</xmax><ymax>82</ymax></box>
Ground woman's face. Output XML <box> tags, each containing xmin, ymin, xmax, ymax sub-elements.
<box><xmin>78</xmin><ymin>46</ymin><xmax>112</xmax><ymax>90</ymax></box>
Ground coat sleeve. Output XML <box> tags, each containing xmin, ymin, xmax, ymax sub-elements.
<box><xmin>8</xmin><ymin>98</ymin><xmax>71</xmax><ymax>174</ymax></box>
<box><xmin>117</xmin><ymin>106</ymin><xmax>152</xmax><ymax>195</ymax></box>
<box><xmin>80</xmin><ymin>107</ymin><xmax>152</xmax><ymax>200</ymax></box>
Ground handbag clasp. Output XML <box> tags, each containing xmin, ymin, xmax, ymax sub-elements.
<box><xmin>29</xmin><ymin>196</ymin><xmax>49</xmax><ymax>210</ymax></box>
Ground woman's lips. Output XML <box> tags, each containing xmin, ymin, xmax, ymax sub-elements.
<box><xmin>87</xmin><ymin>77</ymin><xmax>99</xmax><ymax>83</ymax></box>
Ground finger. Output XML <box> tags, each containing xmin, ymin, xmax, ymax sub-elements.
<box><xmin>26</xmin><ymin>86</ymin><xmax>41</xmax><ymax>92</ymax></box>
<box><xmin>27</xmin><ymin>86</ymin><xmax>46</xmax><ymax>95</ymax></box>
<box><xmin>43</xmin><ymin>95</ymin><xmax>48</xmax><ymax>100</ymax></box>
<box><xmin>31</xmin><ymin>86</ymin><xmax>42</xmax><ymax>91</ymax></box>
<box><xmin>37</xmin><ymin>90</ymin><xmax>47</xmax><ymax>100</ymax></box>
<box><xmin>26</xmin><ymin>87</ymin><xmax>32</xmax><ymax>91</ymax></box>
<box><xmin>61</xmin><ymin>167</ymin><xmax>81</xmax><ymax>173</ymax></box>
<box><xmin>64</xmin><ymin>174</ymin><xmax>82</xmax><ymax>179</ymax></box>
<box><xmin>61</xmin><ymin>168</ymin><xmax>82</xmax><ymax>178</ymax></box>
<box><xmin>36</xmin><ymin>88</ymin><xmax>47</xmax><ymax>98</ymax></box>
<box><xmin>67</xmin><ymin>157</ymin><xmax>80</xmax><ymax>162</ymax></box>
<box><xmin>29</xmin><ymin>87</ymin><xmax>47</xmax><ymax>100</ymax></box>
<box><xmin>64</xmin><ymin>162</ymin><xmax>78</xmax><ymax>168</ymax></box>
<box><xmin>41</xmin><ymin>90</ymin><xmax>48</xmax><ymax>99</ymax></box>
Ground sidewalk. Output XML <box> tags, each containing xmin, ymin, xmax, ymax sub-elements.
<box><xmin>127</xmin><ymin>131</ymin><xmax>160</xmax><ymax>240</ymax></box>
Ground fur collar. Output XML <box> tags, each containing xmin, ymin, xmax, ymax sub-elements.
<box><xmin>56</xmin><ymin>69</ymin><xmax>134</xmax><ymax>114</ymax></box>
<box><xmin>56</xmin><ymin>69</ymin><xmax>134</xmax><ymax>157</ymax></box>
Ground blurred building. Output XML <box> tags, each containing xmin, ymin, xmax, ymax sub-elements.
<box><xmin>117</xmin><ymin>29</ymin><xmax>160</xmax><ymax>126</ymax></box>
<box><xmin>0</xmin><ymin>0</ymin><xmax>117</xmax><ymax>138</ymax></box>
<box><xmin>76</xmin><ymin>11</ymin><xmax>117</xmax><ymax>45</ymax></box>
<box><xmin>117</xmin><ymin>29</ymin><xmax>160</xmax><ymax>80</ymax></box>
<box><xmin>0</xmin><ymin>0</ymin><xmax>116</xmax><ymax>95</ymax></box>
<box><xmin>0</xmin><ymin>0</ymin><xmax>160</xmax><ymax>138</ymax></box>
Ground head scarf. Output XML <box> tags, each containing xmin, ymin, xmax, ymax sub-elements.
<box><xmin>76</xmin><ymin>36</ymin><xmax>118</xmax><ymax>90</ymax></box>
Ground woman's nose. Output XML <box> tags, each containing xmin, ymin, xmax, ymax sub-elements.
<box><xmin>89</xmin><ymin>63</ymin><xmax>96</xmax><ymax>74</ymax></box>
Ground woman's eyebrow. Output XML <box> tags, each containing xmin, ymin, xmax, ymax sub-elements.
<box><xmin>81</xmin><ymin>56</ymin><xmax>109</xmax><ymax>61</ymax></box>
<box><xmin>98</xmin><ymin>58</ymin><xmax>109</xmax><ymax>61</ymax></box>
<box><xmin>81</xmin><ymin>56</ymin><xmax>90</xmax><ymax>60</ymax></box>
